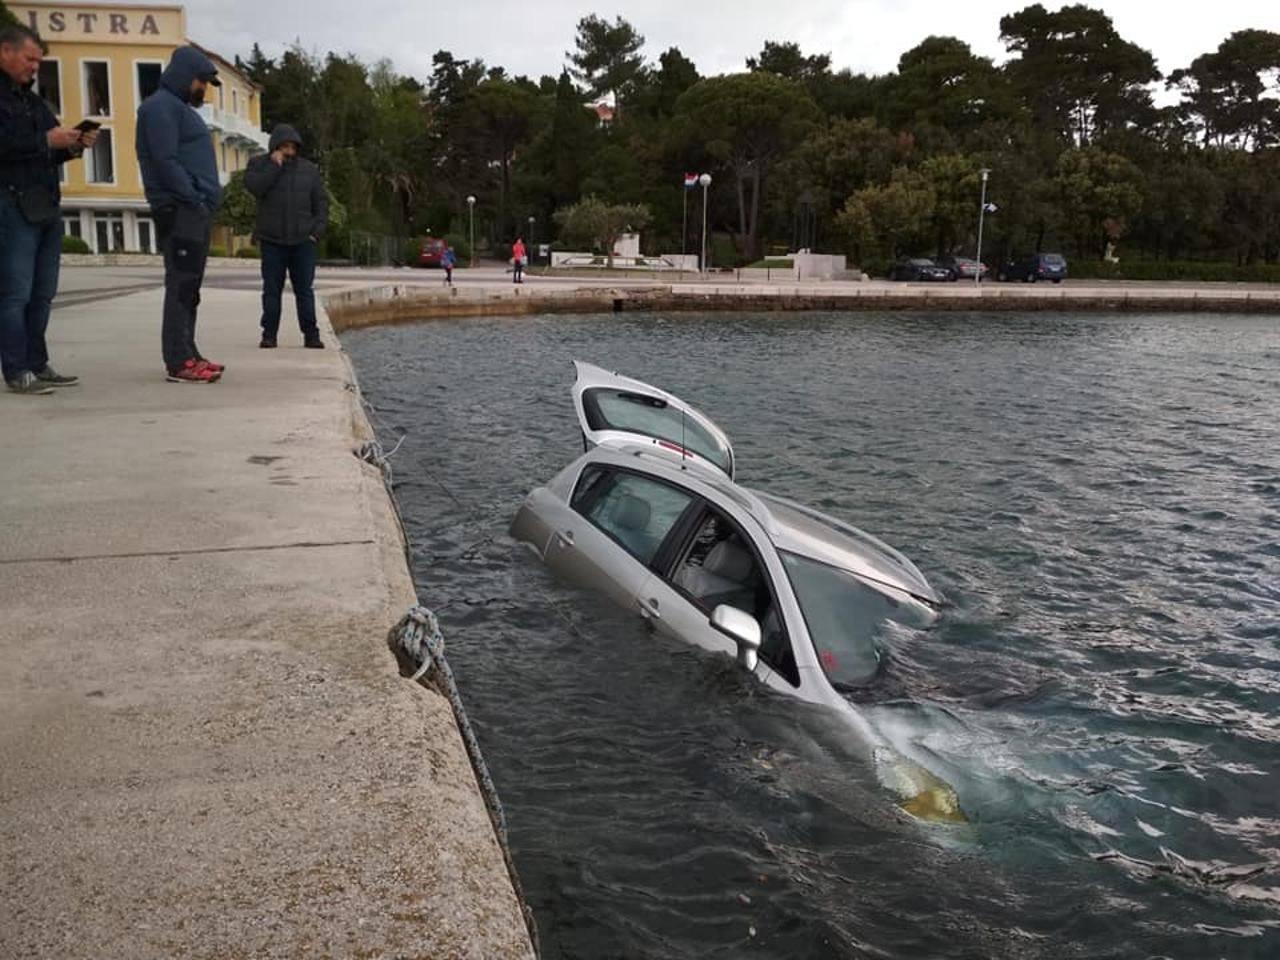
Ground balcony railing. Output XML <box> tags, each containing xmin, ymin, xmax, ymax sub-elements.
<box><xmin>198</xmin><ymin>105</ymin><xmax>270</xmax><ymax>153</ymax></box>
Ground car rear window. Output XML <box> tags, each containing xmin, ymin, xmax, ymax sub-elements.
<box><xmin>1041</xmin><ymin>254</ymin><xmax>1066</xmax><ymax>266</ymax></box>
<box><xmin>583</xmin><ymin>388</ymin><xmax>732</xmax><ymax>475</ymax></box>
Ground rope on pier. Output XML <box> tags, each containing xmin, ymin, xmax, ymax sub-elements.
<box><xmin>356</xmin><ymin>427</ymin><xmax>541</xmax><ymax>955</ymax></box>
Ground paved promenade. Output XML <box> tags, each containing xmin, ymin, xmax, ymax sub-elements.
<box><xmin>0</xmin><ymin>275</ymin><xmax>534</xmax><ymax>958</ymax></box>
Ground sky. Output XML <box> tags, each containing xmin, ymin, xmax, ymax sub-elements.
<box><xmin>187</xmin><ymin>0</ymin><xmax>1280</xmax><ymax>95</ymax></box>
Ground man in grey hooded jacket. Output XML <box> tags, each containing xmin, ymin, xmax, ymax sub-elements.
<box><xmin>244</xmin><ymin>124</ymin><xmax>327</xmax><ymax>349</ymax></box>
<box><xmin>136</xmin><ymin>45</ymin><xmax>224</xmax><ymax>382</ymax></box>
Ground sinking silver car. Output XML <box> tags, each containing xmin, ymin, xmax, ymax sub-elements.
<box><xmin>511</xmin><ymin>362</ymin><xmax>964</xmax><ymax>822</ymax></box>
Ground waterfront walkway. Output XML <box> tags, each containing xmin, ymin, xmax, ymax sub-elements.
<box><xmin>0</xmin><ymin>276</ymin><xmax>534</xmax><ymax>958</ymax></box>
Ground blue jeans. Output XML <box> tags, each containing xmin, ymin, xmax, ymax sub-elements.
<box><xmin>260</xmin><ymin>240</ymin><xmax>317</xmax><ymax>339</ymax></box>
<box><xmin>0</xmin><ymin>193</ymin><xmax>61</xmax><ymax>383</ymax></box>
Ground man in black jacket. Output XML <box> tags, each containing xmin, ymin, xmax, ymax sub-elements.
<box><xmin>244</xmin><ymin>124</ymin><xmax>328</xmax><ymax>349</ymax></box>
<box><xmin>0</xmin><ymin>25</ymin><xmax>95</xmax><ymax>395</ymax></box>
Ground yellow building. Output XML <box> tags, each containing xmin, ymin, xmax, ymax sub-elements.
<box><xmin>11</xmin><ymin>2</ymin><xmax>268</xmax><ymax>253</ymax></box>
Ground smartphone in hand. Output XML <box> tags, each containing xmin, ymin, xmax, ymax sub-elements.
<box><xmin>74</xmin><ymin>119</ymin><xmax>102</xmax><ymax>133</ymax></box>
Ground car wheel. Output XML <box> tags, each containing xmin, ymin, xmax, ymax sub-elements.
<box><xmin>1053</xmin><ymin>279</ymin><xmax>1062</xmax><ymax>284</ymax></box>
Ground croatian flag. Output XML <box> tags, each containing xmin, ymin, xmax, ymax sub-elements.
<box><xmin>683</xmin><ymin>173</ymin><xmax>698</xmax><ymax>189</ymax></box>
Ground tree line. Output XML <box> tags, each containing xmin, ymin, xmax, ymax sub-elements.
<box><xmin>7</xmin><ymin>1</ymin><xmax>1280</xmax><ymax>270</ymax></box>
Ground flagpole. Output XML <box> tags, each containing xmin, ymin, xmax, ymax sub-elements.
<box><xmin>681</xmin><ymin>180</ymin><xmax>688</xmax><ymax>280</ymax></box>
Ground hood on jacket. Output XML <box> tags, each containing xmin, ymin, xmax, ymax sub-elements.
<box><xmin>268</xmin><ymin>124</ymin><xmax>303</xmax><ymax>152</ymax></box>
<box><xmin>160</xmin><ymin>46</ymin><xmax>219</xmax><ymax>102</ymax></box>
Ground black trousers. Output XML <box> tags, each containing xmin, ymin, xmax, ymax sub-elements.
<box><xmin>153</xmin><ymin>204</ymin><xmax>211</xmax><ymax>372</ymax></box>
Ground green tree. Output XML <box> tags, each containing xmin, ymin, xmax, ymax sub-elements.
<box><xmin>629</xmin><ymin>47</ymin><xmax>700</xmax><ymax>119</ymax></box>
<box><xmin>920</xmin><ymin>153</ymin><xmax>983</xmax><ymax>255</ymax></box>
<box><xmin>0</xmin><ymin>1</ymin><xmax>20</xmax><ymax>28</ymax></box>
<box><xmin>467</xmin><ymin>77</ymin><xmax>539</xmax><ymax>239</ymax></box>
<box><xmin>216</xmin><ymin>171</ymin><xmax>257</xmax><ymax>236</ymax></box>
<box><xmin>836</xmin><ymin>166</ymin><xmax>935</xmax><ymax>262</ymax></box>
<box><xmin>1052</xmin><ymin>146</ymin><xmax>1144</xmax><ymax>257</ymax></box>
<box><xmin>568</xmin><ymin>15</ymin><xmax>645</xmax><ymax>120</ymax></box>
<box><xmin>553</xmin><ymin>196</ymin><xmax>652</xmax><ymax>265</ymax></box>
<box><xmin>1000</xmin><ymin>4</ymin><xmax>1160</xmax><ymax>146</ymax></box>
<box><xmin>747</xmin><ymin>41</ymin><xmax>831</xmax><ymax>87</ymax></box>
<box><xmin>885</xmin><ymin>37</ymin><xmax>1017</xmax><ymax>138</ymax></box>
<box><xmin>675</xmin><ymin>72</ymin><xmax>821</xmax><ymax>260</ymax></box>
<box><xmin>1169</xmin><ymin>30</ymin><xmax>1280</xmax><ymax>149</ymax></box>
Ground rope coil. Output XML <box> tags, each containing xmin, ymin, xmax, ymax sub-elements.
<box><xmin>390</xmin><ymin>604</ymin><xmax>509</xmax><ymax>847</ymax></box>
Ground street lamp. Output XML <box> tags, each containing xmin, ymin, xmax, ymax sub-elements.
<box><xmin>466</xmin><ymin>195</ymin><xmax>476</xmax><ymax>268</ymax></box>
<box><xmin>975</xmin><ymin>169</ymin><xmax>990</xmax><ymax>288</ymax></box>
<box><xmin>528</xmin><ymin>215</ymin><xmax>535</xmax><ymax>263</ymax></box>
<box><xmin>698</xmin><ymin>173</ymin><xmax>712</xmax><ymax>273</ymax></box>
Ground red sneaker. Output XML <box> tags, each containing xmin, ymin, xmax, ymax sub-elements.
<box><xmin>166</xmin><ymin>359</ymin><xmax>221</xmax><ymax>383</ymax></box>
<box><xmin>199</xmin><ymin>358</ymin><xmax>225</xmax><ymax>374</ymax></box>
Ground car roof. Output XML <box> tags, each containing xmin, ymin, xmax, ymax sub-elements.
<box><xmin>586</xmin><ymin>444</ymin><xmax>940</xmax><ymax>608</ymax></box>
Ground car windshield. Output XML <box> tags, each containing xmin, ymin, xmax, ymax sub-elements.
<box><xmin>1042</xmin><ymin>254</ymin><xmax>1065</xmax><ymax>265</ymax></box>
<box><xmin>909</xmin><ymin>259</ymin><xmax>933</xmax><ymax>266</ymax></box>
<box><xmin>584</xmin><ymin>387</ymin><xmax>731</xmax><ymax>474</ymax></box>
<box><xmin>780</xmin><ymin>550</ymin><xmax>932</xmax><ymax>689</ymax></box>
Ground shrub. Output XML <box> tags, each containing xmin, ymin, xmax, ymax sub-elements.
<box><xmin>61</xmin><ymin>234</ymin><xmax>91</xmax><ymax>254</ymax></box>
<box><xmin>443</xmin><ymin>232</ymin><xmax>470</xmax><ymax>263</ymax></box>
<box><xmin>208</xmin><ymin>245</ymin><xmax>228</xmax><ymax>258</ymax></box>
<box><xmin>1068</xmin><ymin>259</ymin><xmax>1280</xmax><ymax>283</ymax></box>
<box><xmin>234</xmin><ymin>246</ymin><xmax>261</xmax><ymax>259</ymax></box>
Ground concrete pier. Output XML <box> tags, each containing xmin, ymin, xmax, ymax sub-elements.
<box><xmin>0</xmin><ymin>273</ymin><xmax>535</xmax><ymax>958</ymax></box>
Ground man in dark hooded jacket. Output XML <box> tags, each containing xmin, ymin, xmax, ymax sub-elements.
<box><xmin>244</xmin><ymin>124</ymin><xmax>327</xmax><ymax>349</ymax></box>
<box><xmin>136</xmin><ymin>45</ymin><xmax>224</xmax><ymax>383</ymax></box>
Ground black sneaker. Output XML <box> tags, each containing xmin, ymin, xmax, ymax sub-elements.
<box><xmin>259</xmin><ymin>336</ymin><xmax>277</xmax><ymax>349</ymax></box>
<box><xmin>304</xmin><ymin>337</ymin><xmax>325</xmax><ymax>349</ymax></box>
<box><xmin>6</xmin><ymin>371</ymin><xmax>55</xmax><ymax>395</ymax></box>
<box><xmin>34</xmin><ymin>365</ymin><xmax>79</xmax><ymax>386</ymax></box>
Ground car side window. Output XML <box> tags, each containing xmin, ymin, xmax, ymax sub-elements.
<box><xmin>572</xmin><ymin>467</ymin><xmax>695</xmax><ymax>566</ymax></box>
<box><xmin>671</xmin><ymin>510</ymin><xmax>799</xmax><ymax>686</ymax></box>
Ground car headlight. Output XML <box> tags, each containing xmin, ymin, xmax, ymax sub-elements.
<box><xmin>873</xmin><ymin>746</ymin><xmax>967</xmax><ymax>823</ymax></box>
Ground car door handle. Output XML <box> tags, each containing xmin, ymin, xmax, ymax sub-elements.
<box><xmin>638</xmin><ymin>597</ymin><xmax>661</xmax><ymax>620</ymax></box>
<box><xmin>555</xmin><ymin>529</ymin><xmax>575</xmax><ymax>547</ymax></box>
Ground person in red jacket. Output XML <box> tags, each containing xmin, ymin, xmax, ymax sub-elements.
<box><xmin>511</xmin><ymin>236</ymin><xmax>526</xmax><ymax>285</ymax></box>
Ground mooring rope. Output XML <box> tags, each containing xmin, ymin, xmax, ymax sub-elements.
<box><xmin>356</xmin><ymin>426</ymin><xmax>540</xmax><ymax>955</ymax></box>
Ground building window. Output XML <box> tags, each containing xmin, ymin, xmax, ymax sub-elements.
<box><xmin>87</xmin><ymin>128</ymin><xmax>115</xmax><ymax>184</ymax></box>
<box><xmin>82</xmin><ymin>60</ymin><xmax>112</xmax><ymax>116</ymax></box>
<box><xmin>94</xmin><ymin>213</ymin><xmax>125</xmax><ymax>253</ymax></box>
<box><xmin>137</xmin><ymin>218</ymin><xmax>155</xmax><ymax>254</ymax></box>
<box><xmin>136</xmin><ymin>62</ymin><xmax>162</xmax><ymax>105</ymax></box>
<box><xmin>62</xmin><ymin>216</ymin><xmax>82</xmax><ymax>239</ymax></box>
<box><xmin>232</xmin><ymin>89</ymin><xmax>238</xmax><ymax>115</ymax></box>
<box><xmin>36</xmin><ymin>59</ymin><xmax>61</xmax><ymax>115</ymax></box>
<box><xmin>220</xmin><ymin>141</ymin><xmax>227</xmax><ymax>171</ymax></box>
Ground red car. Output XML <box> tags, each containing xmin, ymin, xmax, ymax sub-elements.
<box><xmin>417</xmin><ymin>236</ymin><xmax>447</xmax><ymax>267</ymax></box>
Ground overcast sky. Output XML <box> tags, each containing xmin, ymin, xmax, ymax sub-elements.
<box><xmin>188</xmin><ymin>0</ymin><xmax>1279</xmax><ymax>94</ymax></box>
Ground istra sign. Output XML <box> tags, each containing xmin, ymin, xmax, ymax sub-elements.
<box><xmin>12</xmin><ymin>3</ymin><xmax>186</xmax><ymax>45</ymax></box>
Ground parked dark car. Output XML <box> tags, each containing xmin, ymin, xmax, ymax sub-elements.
<box><xmin>935</xmin><ymin>255</ymin><xmax>989</xmax><ymax>281</ymax></box>
<box><xmin>998</xmin><ymin>253</ymin><xmax>1067</xmax><ymax>283</ymax></box>
<box><xmin>888</xmin><ymin>258</ymin><xmax>952</xmax><ymax>282</ymax></box>
<box><xmin>416</xmin><ymin>236</ymin><xmax>447</xmax><ymax>268</ymax></box>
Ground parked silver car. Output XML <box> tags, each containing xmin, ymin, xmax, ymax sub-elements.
<box><xmin>511</xmin><ymin>362</ymin><xmax>965</xmax><ymax>822</ymax></box>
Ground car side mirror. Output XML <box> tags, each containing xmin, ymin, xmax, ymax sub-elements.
<box><xmin>710</xmin><ymin>604</ymin><xmax>762</xmax><ymax>672</ymax></box>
